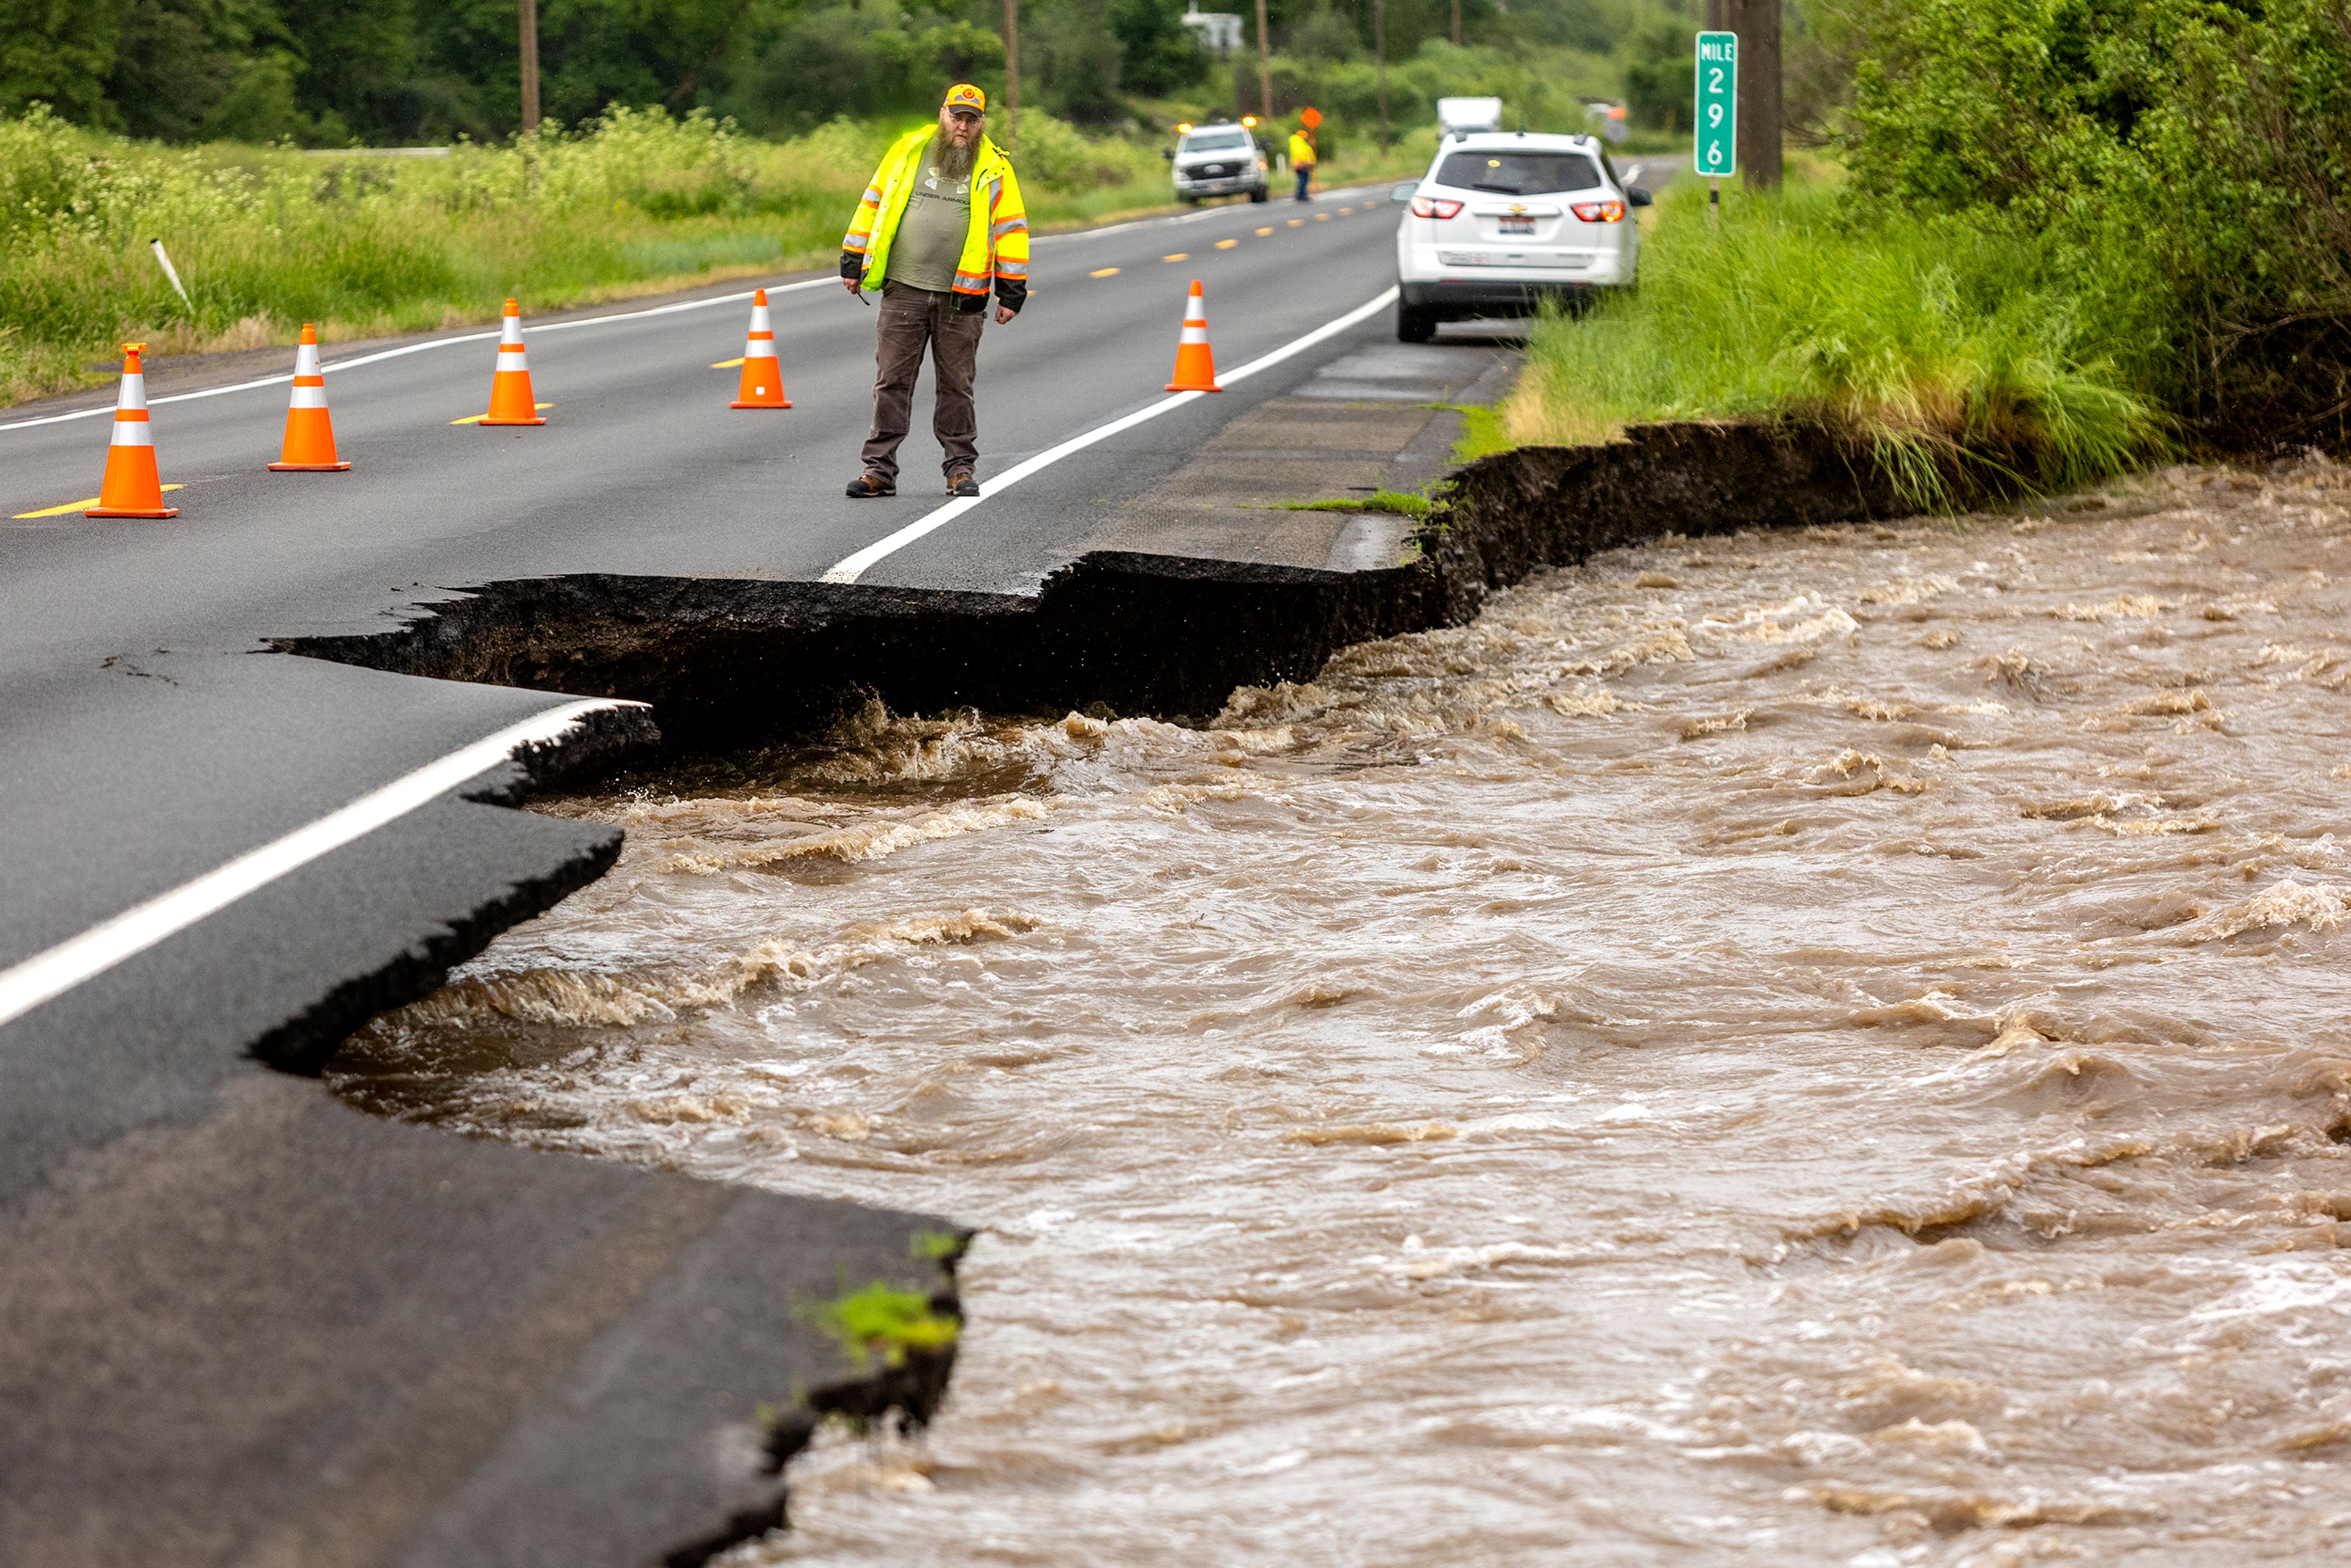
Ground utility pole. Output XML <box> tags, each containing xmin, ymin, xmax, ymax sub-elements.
<box><xmin>1253</xmin><ymin>0</ymin><xmax>1272</xmax><ymax>119</ymax></box>
<box><xmin>1000</xmin><ymin>0</ymin><xmax>1019</xmax><ymax>149</ymax></box>
<box><xmin>1374</xmin><ymin>0</ymin><xmax>1389</xmax><ymax>152</ymax></box>
<box><xmin>1450</xmin><ymin>0</ymin><xmax>1461</xmax><ymax>47</ymax></box>
<box><xmin>518</xmin><ymin>0</ymin><xmax>541</xmax><ymax>132</ymax></box>
<box><xmin>1703</xmin><ymin>0</ymin><xmax>1780</xmax><ymax>189</ymax></box>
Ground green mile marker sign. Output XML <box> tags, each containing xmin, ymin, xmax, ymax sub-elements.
<box><xmin>1694</xmin><ymin>30</ymin><xmax>1738</xmax><ymax>179</ymax></box>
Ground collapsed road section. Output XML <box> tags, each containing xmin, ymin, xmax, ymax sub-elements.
<box><xmin>280</xmin><ymin>424</ymin><xmax>1907</xmax><ymax>751</ymax></box>
<box><xmin>1</xmin><ymin>419</ymin><xmax>1908</xmax><ymax>1568</ymax></box>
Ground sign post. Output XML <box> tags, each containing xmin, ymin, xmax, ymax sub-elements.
<box><xmin>1693</xmin><ymin>30</ymin><xmax>1738</xmax><ymax>219</ymax></box>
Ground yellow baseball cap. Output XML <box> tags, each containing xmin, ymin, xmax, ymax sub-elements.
<box><xmin>944</xmin><ymin>83</ymin><xmax>986</xmax><ymax>116</ymax></box>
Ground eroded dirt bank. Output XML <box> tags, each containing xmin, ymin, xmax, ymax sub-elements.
<box><xmin>336</xmin><ymin>459</ymin><xmax>2351</xmax><ymax>1563</ymax></box>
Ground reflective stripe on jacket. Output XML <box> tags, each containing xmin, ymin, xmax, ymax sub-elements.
<box><xmin>843</xmin><ymin>128</ymin><xmax>1030</xmax><ymax>305</ymax></box>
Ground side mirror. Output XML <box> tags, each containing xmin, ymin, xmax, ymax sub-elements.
<box><xmin>1391</xmin><ymin>181</ymin><xmax>1418</xmax><ymax>203</ymax></box>
<box><xmin>1162</xmin><ymin>148</ymin><xmax>1175</xmax><ymax>161</ymax></box>
<box><xmin>1627</xmin><ymin>187</ymin><xmax>1652</xmax><ymax>207</ymax></box>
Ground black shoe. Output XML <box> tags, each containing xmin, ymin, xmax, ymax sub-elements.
<box><xmin>846</xmin><ymin>475</ymin><xmax>894</xmax><ymax>498</ymax></box>
<box><xmin>947</xmin><ymin>473</ymin><xmax>980</xmax><ymax>498</ymax></box>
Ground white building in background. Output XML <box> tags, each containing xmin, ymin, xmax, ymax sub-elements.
<box><xmin>1182</xmin><ymin>3</ymin><xmax>1244</xmax><ymax>56</ymax></box>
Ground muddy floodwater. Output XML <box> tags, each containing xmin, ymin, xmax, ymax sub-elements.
<box><xmin>334</xmin><ymin>462</ymin><xmax>2351</xmax><ymax>1564</ymax></box>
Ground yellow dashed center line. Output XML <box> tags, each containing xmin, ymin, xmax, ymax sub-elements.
<box><xmin>1089</xmin><ymin>266</ymin><xmax>1120</xmax><ymax>278</ymax></box>
<box><xmin>1286</xmin><ymin>218</ymin><xmax>1303</xmax><ymax>227</ymax></box>
<box><xmin>1215</xmin><ymin>238</ymin><xmax>1239</xmax><ymax>249</ymax></box>
<box><xmin>1314</xmin><ymin>212</ymin><xmax>1330</xmax><ymax>221</ymax></box>
<box><xmin>1256</xmin><ymin>226</ymin><xmax>1274</xmax><ymax>236</ymax></box>
<box><xmin>13</xmin><ymin>484</ymin><xmax>184</xmax><ymax>519</ymax></box>
<box><xmin>1162</xmin><ymin>252</ymin><xmax>1188</xmax><ymax>261</ymax></box>
<box><xmin>1338</xmin><ymin>206</ymin><xmax>1354</xmax><ymax>214</ymax></box>
<box><xmin>450</xmin><ymin>403</ymin><xmax>552</xmax><ymax>425</ymax></box>
<box><xmin>711</xmin><ymin>357</ymin><xmax>744</xmax><ymax>369</ymax></box>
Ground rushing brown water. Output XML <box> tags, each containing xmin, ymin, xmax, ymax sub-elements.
<box><xmin>334</xmin><ymin>460</ymin><xmax>2351</xmax><ymax>1564</ymax></box>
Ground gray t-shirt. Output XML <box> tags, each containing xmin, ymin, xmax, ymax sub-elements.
<box><xmin>887</xmin><ymin>135</ymin><xmax>974</xmax><ymax>294</ymax></box>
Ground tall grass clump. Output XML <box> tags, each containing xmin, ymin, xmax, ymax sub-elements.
<box><xmin>0</xmin><ymin>102</ymin><xmax>1191</xmax><ymax>407</ymax></box>
<box><xmin>1504</xmin><ymin>175</ymin><xmax>2164</xmax><ymax>506</ymax></box>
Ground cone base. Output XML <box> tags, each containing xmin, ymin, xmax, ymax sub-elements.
<box><xmin>478</xmin><ymin>417</ymin><xmax>547</xmax><ymax>426</ymax></box>
<box><xmin>269</xmin><ymin>460</ymin><xmax>352</xmax><ymax>471</ymax></box>
<box><xmin>85</xmin><ymin>507</ymin><xmax>179</xmax><ymax>518</ymax></box>
<box><xmin>730</xmin><ymin>399</ymin><xmax>793</xmax><ymax>410</ymax></box>
<box><xmin>1166</xmin><ymin>381</ymin><xmax>1224</xmax><ymax>392</ymax></box>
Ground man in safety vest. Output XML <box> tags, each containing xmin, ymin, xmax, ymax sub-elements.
<box><xmin>1288</xmin><ymin>126</ymin><xmax>1316</xmax><ymax>203</ymax></box>
<box><xmin>840</xmin><ymin>82</ymin><xmax>1030</xmax><ymax>498</ymax></box>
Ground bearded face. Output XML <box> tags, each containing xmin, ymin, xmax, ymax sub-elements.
<box><xmin>936</xmin><ymin>108</ymin><xmax>981</xmax><ymax>178</ymax></box>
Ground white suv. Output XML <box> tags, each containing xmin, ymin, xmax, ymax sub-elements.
<box><xmin>1392</xmin><ymin>131</ymin><xmax>1648</xmax><ymax>342</ymax></box>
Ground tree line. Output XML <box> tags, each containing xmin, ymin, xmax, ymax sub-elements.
<box><xmin>0</xmin><ymin>0</ymin><xmax>1684</xmax><ymax>146</ymax></box>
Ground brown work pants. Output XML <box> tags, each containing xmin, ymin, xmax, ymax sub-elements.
<box><xmin>860</xmin><ymin>280</ymin><xmax>984</xmax><ymax>486</ymax></box>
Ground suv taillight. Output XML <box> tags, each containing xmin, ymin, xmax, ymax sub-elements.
<box><xmin>1410</xmin><ymin>195</ymin><xmax>1464</xmax><ymax>219</ymax></box>
<box><xmin>1570</xmin><ymin>200</ymin><xmax>1625</xmax><ymax>223</ymax></box>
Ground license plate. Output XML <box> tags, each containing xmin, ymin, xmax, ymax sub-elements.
<box><xmin>1500</xmin><ymin>217</ymin><xmax>1535</xmax><ymax>234</ymax></box>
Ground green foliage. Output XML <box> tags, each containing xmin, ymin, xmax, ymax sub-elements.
<box><xmin>1508</xmin><ymin>176</ymin><xmax>2164</xmax><ymax>507</ymax></box>
<box><xmin>803</xmin><ymin>1281</ymin><xmax>959</xmax><ymax>1369</ymax></box>
<box><xmin>1110</xmin><ymin>0</ymin><xmax>1210</xmax><ymax>98</ymax></box>
<box><xmin>1831</xmin><ymin>0</ymin><xmax>2351</xmax><ymax>445</ymax></box>
<box><xmin>1620</xmin><ymin>17</ymin><xmax>1695</xmax><ymax>133</ymax></box>
<box><xmin>1</xmin><ymin>0</ymin><xmax>129</xmax><ymax>125</ymax></box>
<box><xmin>1007</xmin><ymin>111</ymin><xmax>1162</xmax><ymax>193</ymax></box>
<box><xmin>1019</xmin><ymin>0</ymin><xmax>1119</xmax><ymax>125</ymax></box>
<box><xmin>1254</xmin><ymin>37</ymin><xmax>1618</xmax><ymax>139</ymax></box>
<box><xmin>721</xmin><ymin>4</ymin><xmax>1007</xmax><ymax>137</ymax></box>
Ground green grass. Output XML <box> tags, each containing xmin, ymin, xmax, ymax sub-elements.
<box><xmin>0</xmin><ymin>102</ymin><xmax>1264</xmax><ymax>407</ymax></box>
<box><xmin>910</xmin><ymin>1228</ymin><xmax>965</xmax><ymax>1262</ymax></box>
<box><xmin>1279</xmin><ymin>489</ymin><xmax>1437</xmax><ymax>518</ymax></box>
<box><xmin>800</xmin><ymin>1281</ymin><xmax>959</xmax><ymax>1370</ymax></box>
<box><xmin>1501</xmin><ymin>171</ymin><xmax>2167</xmax><ymax>507</ymax></box>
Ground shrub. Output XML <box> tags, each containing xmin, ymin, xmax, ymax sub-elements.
<box><xmin>1831</xmin><ymin>0</ymin><xmax>2351</xmax><ymax>448</ymax></box>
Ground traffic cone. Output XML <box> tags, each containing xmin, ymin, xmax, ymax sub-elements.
<box><xmin>268</xmin><ymin>324</ymin><xmax>350</xmax><ymax>471</ymax></box>
<box><xmin>480</xmin><ymin>298</ymin><xmax>545</xmax><ymax>426</ymax></box>
<box><xmin>1164</xmin><ymin>280</ymin><xmax>1221</xmax><ymax>392</ymax></box>
<box><xmin>85</xmin><ymin>343</ymin><xmax>179</xmax><ymax>519</ymax></box>
<box><xmin>729</xmin><ymin>288</ymin><xmax>791</xmax><ymax>409</ymax></box>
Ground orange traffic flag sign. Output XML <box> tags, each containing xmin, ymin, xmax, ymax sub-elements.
<box><xmin>268</xmin><ymin>324</ymin><xmax>350</xmax><ymax>471</ymax></box>
<box><xmin>86</xmin><ymin>344</ymin><xmax>179</xmax><ymax>518</ymax></box>
<box><xmin>479</xmin><ymin>298</ymin><xmax>546</xmax><ymax>426</ymax></box>
<box><xmin>1164</xmin><ymin>280</ymin><xmax>1222</xmax><ymax>392</ymax></box>
<box><xmin>730</xmin><ymin>288</ymin><xmax>791</xmax><ymax>409</ymax></box>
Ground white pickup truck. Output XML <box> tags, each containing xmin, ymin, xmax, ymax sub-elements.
<box><xmin>1168</xmin><ymin>121</ymin><xmax>1270</xmax><ymax>204</ymax></box>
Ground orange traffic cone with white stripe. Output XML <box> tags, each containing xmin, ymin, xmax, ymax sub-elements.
<box><xmin>1164</xmin><ymin>280</ymin><xmax>1221</xmax><ymax>392</ymax></box>
<box><xmin>729</xmin><ymin>288</ymin><xmax>791</xmax><ymax>409</ymax></box>
<box><xmin>85</xmin><ymin>344</ymin><xmax>179</xmax><ymax>518</ymax></box>
<box><xmin>268</xmin><ymin>323</ymin><xmax>350</xmax><ymax>471</ymax></box>
<box><xmin>480</xmin><ymin>298</ymin><xmax>545</xmax><ymax>426</ymax></box>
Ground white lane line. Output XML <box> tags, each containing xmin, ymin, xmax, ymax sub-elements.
<box><xmin>0</xmin><ymin>278</ymin><xmax>840</xmax><ymax>433</ymax></box>
<box><xmin>821</xmin><ymin>285</ymin><xmax>1399</xmax><ymax>585</ymax></box>
<box><xmin>0</xmin><ymin>697</ymin><xmax>640</xmax><ymax>1031</ymax></box>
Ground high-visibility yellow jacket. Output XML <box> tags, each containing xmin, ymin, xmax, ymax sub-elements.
<box><xmin>842</xmin><ymin>127</ymin><xmax>1029</xmax><ymax>312</ymax></box>
<box><xmin>1288</xmin><ymin>130</ymin><xmax>1316</xmax><ymax>167</ymax></box>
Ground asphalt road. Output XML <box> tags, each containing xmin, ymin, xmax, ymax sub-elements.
<box><xmin>0</xmin><ymin>182</ymin><xmax>1433</xmax><ymax>1566</ymax></box>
